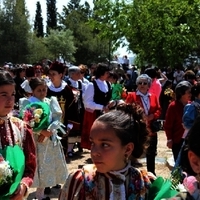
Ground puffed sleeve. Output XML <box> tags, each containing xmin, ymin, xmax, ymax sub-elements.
<box><xmin>21</xmin><ymin>124</ymin><xmax>36</xmax><ymax>187</ymax></box>
<box><xmin>18</xmin><ymin>97</ymin><xmax>29</xmax><ymax>111</ymax></box>
<box><xmin>59</xmin><ymin>170</ymin><xmax>84</xmax><ymax>200</ymax></box>
<box><xmin>49</xmin><ymin>96</ymin><xmax>62</xmax><ymax>121</ymax></box>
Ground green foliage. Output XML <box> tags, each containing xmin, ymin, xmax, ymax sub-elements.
<box><xmin>91</xmin><ymin>0</ymin><xmax>124</xmax><ymax>52</ymax></box>
<box><xmin>122</xmin><ymin>0</ymin><xmax>200</xmax><ymax>67</ymax></box>
<box><xmin>26</xmin><ymin>32</ymin><xmax>53</xmax><ymax>63</ymax></box>
<box><xmin>59</xmin><ymin>0</ymin><xmax>110</xmax><ymax>65</ymax></box>
<box><xmin>44</xmin><ymin>29</ymin><xmax>76</xmax><ymax>63</ymax></box>
<box><xmin>170</xmin><ymin>167</ymin><xmax>184</xmax><ymax>190</ymax></box>
<box><xmin>34</xmin><ymin>1</ymin><xmax>44</xmax><ymax>38</ymax></box>
<box><xmin>0</xmin><ymin>0</ymin><xmax>30</xmax><ymax>64</ymax></box>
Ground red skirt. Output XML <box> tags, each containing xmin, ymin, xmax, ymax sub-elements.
<box><xmin>81</xmin><ymin>110</ymin><xmax>97</xmax><ymax>150</ymax></box>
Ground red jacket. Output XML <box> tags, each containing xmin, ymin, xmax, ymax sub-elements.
<box><xmin>164</xmin><ymin>100</ymin><xmax>184</xmax><ymax>144</ymax></box>
<box><xmin>126</xmin><ymin>92</ymin><xmax>161</xmax><ymax>135</ymax></box>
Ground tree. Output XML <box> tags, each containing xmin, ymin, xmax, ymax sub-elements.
<box><xmin>27</xmin><ymin>32</ymin><xmax>53</xmax><ymax>63</ymax></box>
<box><xmin>34</xmin><ymin>1</ymin><xmax>44</xmax><ymax>37</ymax></box>
<box><xmin>0</xmin><ymin>0</ymin><xmax>30</xmax><ymax>64</ymax></box>
<box><xmin>90</xmin><ymin>0</ymin><xmax>127</xmax><ymax>59</ymax></box>
<box><xmin>120</xmin><ymin>0</ymin><xmax>200</xmax><ymax>67</ymax></box>
<box><xmin>59</xmin><ymin>0</ymin><xmax>110</xmax><ymax>64</ymax></box>
<box><xmin>46</xmin><ymin>0</ymin><xmax>57</xmax><ymax>34</ymax></box>
<box><xmin>45</xmin><ymin>29</ymin><xmax>76</xmax><ymax>63</ymax></box>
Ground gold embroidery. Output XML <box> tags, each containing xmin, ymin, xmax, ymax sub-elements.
<box><xmin>59</xmin><ymin>96</ymin><xmax>66</xmax><ymax>123</ymax></box>
<box><xmin>0</xmin><ymin>119</ymin><xmax>4</xmax><ymax>125</ymax></box>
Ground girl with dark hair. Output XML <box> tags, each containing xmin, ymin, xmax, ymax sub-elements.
<box><xmin>20</xmin><ymin>67</ymin><xmax>35</xmax><ymax>97</ymax></box>
<box><xmin>59</xmin><ymin>103</ymin><xmax>154</xmax><ymax>200</ymax></box>
<box><xmin>164</xmin><ymin>81</ymin><xmax>192</xmax><ymax>162</ymax></box>
<box><xmin>81</xmin><ymin>63</ymin><xmax>114</xmax><ymax>150</ymax></box>
<box><xmin>14</xmin><ymin>66</ymin><xmax>26</xmax><ymax>104</ymax></box>
<box><xmin>0</xmin><ymin>71</ymin><xmax>36</xmax><ymax>199</ymax></box>
<box><xmin>47</xmin><ymin>61</ymin><xmax>72</xmax><ymax>159</ymax></box>
<box><xmin>19</xmin><ymin>77</ymin><xmax>68</xmax><ymax>200</ymax></box>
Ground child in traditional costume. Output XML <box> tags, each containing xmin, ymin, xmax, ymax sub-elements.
<box><xmin>59</xmin><ymin>103</ymin><xmax>154</xmax><ymax>200</ymax></box>
<box><xmin>19</xmin><ymin>77</ymin><xmax>68</xmax><ymax>200</ymax></box>
<box><xmin>0</xmin><ymin>70</ymin><xmax>36</xmax><ymax>200</ymax></box>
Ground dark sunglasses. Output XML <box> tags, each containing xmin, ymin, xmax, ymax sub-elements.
<box><xmin>138</xmin><ymin>82</ymin><xmax>148</xmax><ymax>85</ymax></box>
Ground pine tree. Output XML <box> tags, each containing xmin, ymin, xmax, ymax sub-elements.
<box><xmin>46</xmin><ymin>0</ymin><xmax>57</xmax><ymax>34</ymax></box>
<box><xmin>34</xmin><ymin>1</ymin><xmax>44</xmax><ymax>37</ymax></box>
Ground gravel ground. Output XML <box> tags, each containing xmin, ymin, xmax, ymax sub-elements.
<box><xmin>27</xmin><ymin>131</ymin><xmax>173</xmax><ymax>200</ymax></box>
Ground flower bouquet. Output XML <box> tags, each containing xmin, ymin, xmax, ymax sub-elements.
<box><xmin>20</xmin><ymin>101</ymin><xmax>67</xmax><ymax>144</ymax></box>
<box><xmin>0</xmin><ymin>155</ymin><xmax>13</xmax><ymax>191</ymax></box>
<box><xmin>20</xmin><ymin>102</ymin><xmax>50</xmax><ymax>132</ymax></box>
<box><xmin>0</xmin><ymin>145</ymin><xmax>25</xmax><ymax>199</ymax></box>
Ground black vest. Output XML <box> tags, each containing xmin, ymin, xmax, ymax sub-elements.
<box><xmin>93</xmin><ymin>80</ymin><xmax>112</xmax><ymax>106</ymax></box>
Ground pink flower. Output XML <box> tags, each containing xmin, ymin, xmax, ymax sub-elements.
<box><xmin>183</xmin><ymin>176</ymin><xmax>198</xmax><ymax>194</ymax></box>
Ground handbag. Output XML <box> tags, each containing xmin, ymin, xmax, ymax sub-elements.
<box><xmin>150</xmin><ymin>120</ymin><xmax>161</xmax><ymax>133</ymax></box>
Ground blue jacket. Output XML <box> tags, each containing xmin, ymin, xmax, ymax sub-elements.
<box><xmin>183</xmin><ymin>99</ymin><xmax>200</xmax><ymax>129</ymax></box>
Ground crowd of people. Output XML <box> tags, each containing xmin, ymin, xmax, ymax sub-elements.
<box><xmin>1</xmin><ymin>59</ymin><xmax>200</xmax><ymax>199</ymax></box>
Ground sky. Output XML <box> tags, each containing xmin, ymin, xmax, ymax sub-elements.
<box><xmin>26</xmin><ymin>0</ymin><xmax>134</xmax><ymax>58</ymax></box>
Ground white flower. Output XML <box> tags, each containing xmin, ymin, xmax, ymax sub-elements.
<box><xmin>30</xmin><ymin>119</ymin><xmax>35</xmax><ymax>128</ymax></box>
<box><xmin>0</xmin><ymin>156</ymin><xmax>13</xmax><ymax>186</ymax></box>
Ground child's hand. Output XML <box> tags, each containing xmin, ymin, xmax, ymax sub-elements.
<box><xmin>37</xmin><ymin>134</ymin><xmax>46</xmax><ymax>143</ymax></box>
<box><xmin>10</xmin><ymin>183</ymin><xmax>27</xmax><ymax>200</ymax></box>
<box><xmin>41</xmin><ymin>129</ymin><xmax>52</xmax><ymax>137</ymax></box>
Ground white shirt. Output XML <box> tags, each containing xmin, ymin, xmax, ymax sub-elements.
<box><xmin>136</xmin><ymin>90</ymin><xmax>150</xmax><ymax>115</ymax></box>
<box><xmin>81</xmin><ymin>77</ymin><xmax>90</xmax><ymax>86</ymax></box>
<box><xmin>173</xmin><ymin>70</ymin><xmax>184</xmax><ymax>84</ymax></box>
<box><xmin>83</xmin><ymin>79</ymin><xmax>109</xmax><ymax>110</ymax></box>
<box><xmin>68</xmin><ymin>78</ymin><xmax>87</xmax><ymax>93</ymax></box>
<box><xmin>21</xmin><ymin>80</ymin><xmax>32</xmax><ymax>93</ymax></box>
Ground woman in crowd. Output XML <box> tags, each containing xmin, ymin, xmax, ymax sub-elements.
<box><xmin>14</xmin><ymin>65</ymin><xmax>26</xmax><ymax>105</ymax></box>
<box><xmin>47</xmin><ymin>62</ymin><xmax>72</xmax><ymax>155</ymax></box>
<box><xmin>79</xmin><ymin>64</ymin><xmax>90</xmax><ymax>86</ymax></box>
<box><xmin>159</xmin><ymin>80</ymin><xmax>174</xmax><ymax>120</ymax></box>
<box><xmin>164</xmin><ymin>81</ymin><xmax>192</xmax><ymax>162</ymax></box>
<box><xmin>183</xmin><ymin>82</ymin><xmax>200</xmax><ymax>137</ymax></box>
<box><xmin>144</xmin><ymin>67</ymin><xmax>162</xmax><ymax>101</ymax></box>
<box><xmin>59</xmin><ymin>103</ymin><xmax>154</xmax><ymax>200</ymax></box>
<box><xmin>19</xmin><ymin>77</ymin><xmax>68</xmax><ymax>200</ymax></box>
<box><xmin>0</xmin><ymin>71</ymin><xmax>36</xmax><ymax>200</ymax></box>
<box><xmin>125</xmin><ymin>74</ymin><xmax>161</xmax><ymax>175</ymax></box>
<box><xmin>46</xmin><ymin>62</ymin><xmax>67</xmax><ymax>123</ymax></box>
<box><xmin>20</xmin><ymin>66</ymin><xmax>35</xmax><ymax>97</ymax></box>
<box><xmin>81</xmin><ymin>63</ymin><xmax>113</xmax><ymax>150</ymax></box>
<box><xmin>34</xmin><ymin>65</ymin><xmax>43</xmax><ymax>79</ymax></box>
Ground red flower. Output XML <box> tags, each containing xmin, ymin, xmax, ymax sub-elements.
<box><xmin>23</xmin><ymin>109</ymin><xmax>34</xmax><ymax>122</ymax></box>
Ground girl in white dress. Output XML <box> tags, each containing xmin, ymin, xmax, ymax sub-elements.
<box><xmin>19</xmin><ymin>77</ymin><xmax>68</xmax><ymax>200</ymax></box>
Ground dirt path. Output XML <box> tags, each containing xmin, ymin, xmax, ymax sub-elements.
<box><xmin>27</xmin><ymin>131</ymin><xmax>173</xmax><ymax>199</ymax></box>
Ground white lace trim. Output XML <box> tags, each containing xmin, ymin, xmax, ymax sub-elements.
<box><xmin>47</xmin><ymin>81</ymin><xmax>67</xmax><ymax>92</ymax></box>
